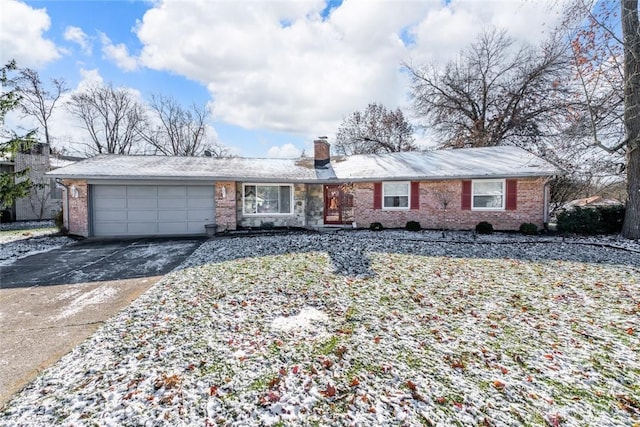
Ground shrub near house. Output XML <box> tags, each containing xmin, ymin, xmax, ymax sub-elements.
<box><xmin>557</xmin><ymin>205</ymin><xmax>626</xmax><ymax>235</ymax></box>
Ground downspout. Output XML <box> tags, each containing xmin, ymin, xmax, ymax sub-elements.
<box><xmin>55</xmin><ymin>178</ymin><xmax>70</xmax><ymax>232</ymax></box>
<box><xmin>543</xmin><ymin>177</ymin><xmax>553</xmax><ymax>230</ymax></box>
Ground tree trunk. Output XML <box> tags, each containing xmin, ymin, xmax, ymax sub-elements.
<box><xmin>624</xmin><ymin>147</ymin><xmax>640</xmax><ymax>238</ymax></box>
<box><xmin>622</xmin><ymin>0</ymin><xmax>640</xmax><ymax>239</ymax></box>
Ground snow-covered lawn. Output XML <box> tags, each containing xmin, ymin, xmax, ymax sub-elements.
<box><xmin>0</xmin><ymin>222</ymin><xmax>73</xmax><ymax>266</ymax></box>
<box><xmin>1</xmin><ymin>232</ymin><xmax>638</xmax><ymax>426</ymax></box>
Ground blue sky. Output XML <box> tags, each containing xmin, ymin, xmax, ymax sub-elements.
<box><xmin>30</xmin><ymin>1</ymin><xmax>199</xmax><ymax>99</ymax></box>
<box><xmin>2</xmin><ymin>0</ymin><xmax>567</xmax><ymax>158</ymax></box>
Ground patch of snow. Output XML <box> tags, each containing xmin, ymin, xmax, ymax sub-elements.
<box><xmin>0</xmin><ymin>226</ymin><xmax>72</xmax><ymax>266</ymax></box>
<box><xmin>54</xmin><ymin>286</ymin><xmax>119</xmax><ymax>320</ymax></box>
<box><xmin>124</xmin><ymin>242</ymin><xmax>199</xmax><ymax>273</ymax></box>
<box><xmin>1</xmin><ymin>232</ymin><xmax>638</xmax><ymax>426</ymax></box>
<box><xmin>271</xmin><ymin>307</ymin><xmax>329</xmax><ymax>332</ymax></box>
<box><xmin>55</xmin><ymin>287</ymin><xmax>82</xmax><ymax>301</ymax></box>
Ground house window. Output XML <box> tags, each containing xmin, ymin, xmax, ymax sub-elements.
<box><xmin>383</xmin><ymin>182</ymin><xmax>410</xmax><ymax>209</ymax></box>
<box><xmin>50</xmin><ymin>178</ymin><xmax>63</xmax><ymax>200</ymax></box>
<box><xmin>472</xmin><ymin>179</ymin><xmax>505</xmax><ymax>210</ymax></box>
<box><xmin>243</xmin><ymin>184</ymin><xmax>293</xmax><ymax>215</ymax></box>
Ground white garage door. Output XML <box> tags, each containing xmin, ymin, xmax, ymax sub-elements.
<box><xmin>92</xmin><ymin>185</ymin><xmax>215</xmax><ymax>237</ymax></box>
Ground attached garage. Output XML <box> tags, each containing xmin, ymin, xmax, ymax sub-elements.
<box><xmin>91</xmin><ymin>184</ymin><xmax>215</xmax><ymax>237</ymax></box>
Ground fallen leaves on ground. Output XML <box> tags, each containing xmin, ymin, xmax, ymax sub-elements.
<box><xmin>1</xmin><ymin>232</ymin><xmax>638</xmax><ymax>426</ymax></box>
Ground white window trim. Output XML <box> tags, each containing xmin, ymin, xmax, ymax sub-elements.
<box><xmin>242</xmin><ymin>183</ymin><xmax>294</xmax><ymax>216</ymax></box>
<box><xmin>382</xmin><ymin>181</ymin><xmax>411</xmax><ymax>211</ymax></box>
<box><xmin>471</xmin><ymin>179</ymin><xmax>505</xmax><ymax>211</ymax></box>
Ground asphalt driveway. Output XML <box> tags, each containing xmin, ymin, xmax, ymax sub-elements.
<box><xmin>0</xmin><ymin>237</ymin><xmax>205</xmax><ymax>289</ymax></box>
<box><xmin>0</xmin><ymin>237</ymin><xmax>205</xmax><ymax>406</ymax></box>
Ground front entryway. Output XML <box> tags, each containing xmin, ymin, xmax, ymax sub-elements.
<box><xmin>324</xmin><ymin>185</ymin><xmax>342</xmax><ymax>224</ymax></box>
<box><xmin>323</xmin><ymin>185</ymin><xmax>354</xmax><ymax>225</ymax></box>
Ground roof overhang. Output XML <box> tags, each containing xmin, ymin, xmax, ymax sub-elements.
<box><xmin>48</xmin><ymin>172</ymin><xmax>558</xmax><ymax>183</ymax></box>
<box><xmin>47</xmin><ymin>173</ymin><xmax>343</xmax><ymax>184</ymax></box>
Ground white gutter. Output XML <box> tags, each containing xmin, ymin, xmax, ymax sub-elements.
<box><xmin>543</xmin><ymin>176</ymin><xmax>555</xmax><ymax>227</ymax></box>
<box><xmin>46</xmin><ymin>171</ymin><xmax>561</xmax><ymax>183</ymax></box>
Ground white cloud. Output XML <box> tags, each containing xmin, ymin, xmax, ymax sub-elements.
<box><xmin>131</xmin><ymin>0</ymin><xmax>568</xmax><ymax>141</ymax></box>
<box><xmin>409</xmin><ymin>0</ymin><xmax>568</xmax><ymax>64</ymax></box>
<box><xmin>267</xmin><ymin>143</ymin><xmax>302</xmax><ymax>158</ymax></box>
<box><xmin>135</xmin><ymin>1</ymin><xmax>421</xmax><ymax>139</ymax></box>
<box><xmin>64</xmin><ymin>26</ymin><xmax>92</xmax><ymax>55</ymax></box>
<box><xmin>99</xmin><ymin>32</ymin><xmax>139</xmax><ymax>72</ymax></box>
<box><xmin>0</xmin><ymin>0</ymin><xmax>60</xmax><ymax>67</ymax></box>
<box><xmin>1</xmin><ymin>0</ymin><xmax>572</xmax><ymax>155</ymax></box>
<box><xmin>77</xmin><ymin>68</ymin><xmax>104</xmax><ymax>90</ymax></box>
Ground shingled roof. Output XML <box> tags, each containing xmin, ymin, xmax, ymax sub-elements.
<box><xmin>47</xmin><ymin>146</ymin><xmax>560</xmax><ymax>182</ymax></box>
<box><xmin>47</xmin><ymin>155</ymin><xmax>337</xmax><ymax>182</ymax></box>
<box><xmin>332</xmin><ymin>146</ymin><xmax>560</xmax><ymax>180</ymax></box>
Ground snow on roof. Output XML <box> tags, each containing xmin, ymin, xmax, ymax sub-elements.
<box><xmin>47</xmin><ymin>155</ymin><xmax>336</xmax><ymax>182</ymax></box>
<box><xmin>331</xmin><ymin>146</ymin><xmax>560</xmax><ymax>180</ymax></box>
<box><xmin>47</xmin><ymin>146</ymin><xmax>560</xmax><ymax>182</ymax></box>
<box><xmin>50</xmin><ymin>156</ymin><xmax>82</xmax><ymax>170</ymax></box>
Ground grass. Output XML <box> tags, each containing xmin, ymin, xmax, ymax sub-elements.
<box><xmin>1</xmin><ymin>236</ymin><xmax>639</xmax><ymax>426</ymax></box>
<box><xmin>0</xmin><ymin>226</ymin><xmax>58</xmax><ymax>239</ymax></box>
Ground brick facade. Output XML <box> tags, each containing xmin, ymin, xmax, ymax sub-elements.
<box><xmin>62</xmin><ymin>177</ymin><xmax>548</xmax><ymax>237</ymax></box>
<box><xmin>313</xmin><ymin>139</ymin><xmax>330</xmax><ymax>167</ymax></box>
<box><xmin>214</xmin><ymin>181</ymin><xmax>237</xmax><ymax>231</ymax></box>
<box><xmin>353</xmin><ymin>178</ymin><xmax>549</xmax><ymax>231</ymax></box>
<box><xmin>61</xmin><ymin>179</ymin><xmax>89</xmax><ymax>237</ymax></box>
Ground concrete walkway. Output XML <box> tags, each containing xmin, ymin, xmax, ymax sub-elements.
<box><xmin>0</xmin><ymin>238</ymin><xmax>205</xmax><ymax>406</ymax></box>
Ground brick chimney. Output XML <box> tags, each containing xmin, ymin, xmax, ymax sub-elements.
<box><xmin>314</xmin><ymin>137</ymin><xmax>330</xmax><ymax>168</ymax></box>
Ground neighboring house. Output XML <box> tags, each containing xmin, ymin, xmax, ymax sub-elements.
<box><xmin>47</xmin><ymin>139</ymin><xmax>561</xmax><ymax>238</ymax></box>
<box><xmin>562</xmin><ymin>195</ymin><xmax>623</xmax><ymax>210</ymax></box>
<box><xmin>2</xmin><ymin>143</ymin><xmax>82</xmax><ymax>222</ymax></box>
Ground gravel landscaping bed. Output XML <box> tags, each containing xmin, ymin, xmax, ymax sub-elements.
<box><xmin>0</xmin><ymin>232</ymin><xmax>638</xmax><ymax>426</ymax></box>
<box><xmin>0</xmin><ymin>223</ymin><xmax>73</xmax><ymax>266</ymax></box>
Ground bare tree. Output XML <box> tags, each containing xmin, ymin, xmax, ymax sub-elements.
<box><xmin>27</xmin><ymin>180</ymin><xmax>52</xmax><ymax>220</ymax></box>
<box><xmin>567</xmin><ymin>27</ymin><xmax>624</xmax><ymax>155</ymax></box>
<box><xmin>549</xmin><ymin>175</ymin><xmax>592</xmax><ymax>214</ymax></box>
<box><xmin>142</xmin><ymin>94</ymin><xmax>216</xmax><ymax>156</ymax></box>
<box><xmin>335</xmin><ymin>102</ymin><xmax>416</xmax><ymax>155</ymax></box>
<box><xmin>67</xmin><ymin>83</ymin><xmax>146</xmax><ymax>155</ymax></box>
<box><xmin>201</xmin><ymin>143</ymin><xmax>232</xmax><ymax>158</ymax></box>
<box><xmin>406</xmin><ymin>27</ymin><xmax>571</xmax><ymax>152</ymax></box>
<box><xmin>554</xmin><ymin>1</ymin><xmax>626</xmax><ymax>202</ymax></box>
<box><xmin>14</xmin><ymin>68</ymin><xmax>68</xmax><ymax>146</ymax></box>
<box><xmin>563</xmin><ymin>0</ymin><xmax>640</xmax><ymax>238</ymax></box>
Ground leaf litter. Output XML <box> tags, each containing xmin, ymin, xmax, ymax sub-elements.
<box><xmin>0</xmin><ymin>231</ymin><xmax>638</xmax><ymax>426</ymax></box>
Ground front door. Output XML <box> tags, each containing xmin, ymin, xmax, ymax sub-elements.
<box><xmin>324</xmin><ymin>185</ymin><xmax>342</xmax><ymax>224</ymax></box>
